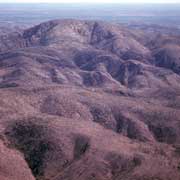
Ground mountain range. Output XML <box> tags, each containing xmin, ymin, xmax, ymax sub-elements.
<box><xmin>0</xmin><ymin>19</ymin><xmax>180</xmax><ymax>180</ymax></box>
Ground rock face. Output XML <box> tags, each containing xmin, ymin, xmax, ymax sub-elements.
<box><xmin>0</xmin><ymin>19</ymin><xmax>180</xmax><ymax>180</ymax></box>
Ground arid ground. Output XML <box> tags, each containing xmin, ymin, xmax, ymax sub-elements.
<box><xmin>0</xmin><ymin>18</ymin><xmax>180</xmax><ymax>180</ymax></box>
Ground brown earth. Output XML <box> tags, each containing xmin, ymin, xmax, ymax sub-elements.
<box><xmin>0</xmin><ymin>19</ymin><xmax>180</xmax><ymax>180</ymax></box>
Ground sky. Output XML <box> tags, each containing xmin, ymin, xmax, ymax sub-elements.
<box><xmin>1</xmin><ymin>0</ymin><xmax>180</xmax><ymax>3</ymax></box>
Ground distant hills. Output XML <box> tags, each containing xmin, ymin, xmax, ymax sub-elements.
<box><xmin>1</xmin><ymin>3</ymin><xmax>180</xmax><ymax>26</ymax></box>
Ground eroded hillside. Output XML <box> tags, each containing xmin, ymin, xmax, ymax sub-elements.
<box><xmin>0</xmin><ymin>19</ymin><xmax>180</xmax><ymax>180</ymax></box>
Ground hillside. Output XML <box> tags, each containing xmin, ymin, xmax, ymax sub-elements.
<box><xmin>0</xmin><ymin>19</ymin><xmax>180</xmax><ymax>180</ymax></box>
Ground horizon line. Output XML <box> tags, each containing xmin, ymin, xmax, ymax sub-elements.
<box><xmin>0</xmin><ymin>2</ymin><xmax>180</xmax><ymax>5</ymax></box>
<box><xmin>0</xmin><ymin>2</ymin><xmax>180</xmax><ymax>4</ymax></box>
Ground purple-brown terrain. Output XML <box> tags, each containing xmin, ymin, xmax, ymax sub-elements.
<box><xmin>0</xmin><ymin>19</ymin><xmax>180</xmax><ymax>180</ymax></box>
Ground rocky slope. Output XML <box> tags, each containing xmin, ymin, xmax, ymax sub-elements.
<box><xmin>0</xmin><ymin>19</ymin><xmax>180</xmax><ymax>180</ymax></box>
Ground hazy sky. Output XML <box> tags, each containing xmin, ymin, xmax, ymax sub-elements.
<box><xmin>2</xmin><ymin>0</ymin><xmax>180</xmax><ymax>3</ymax></box>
